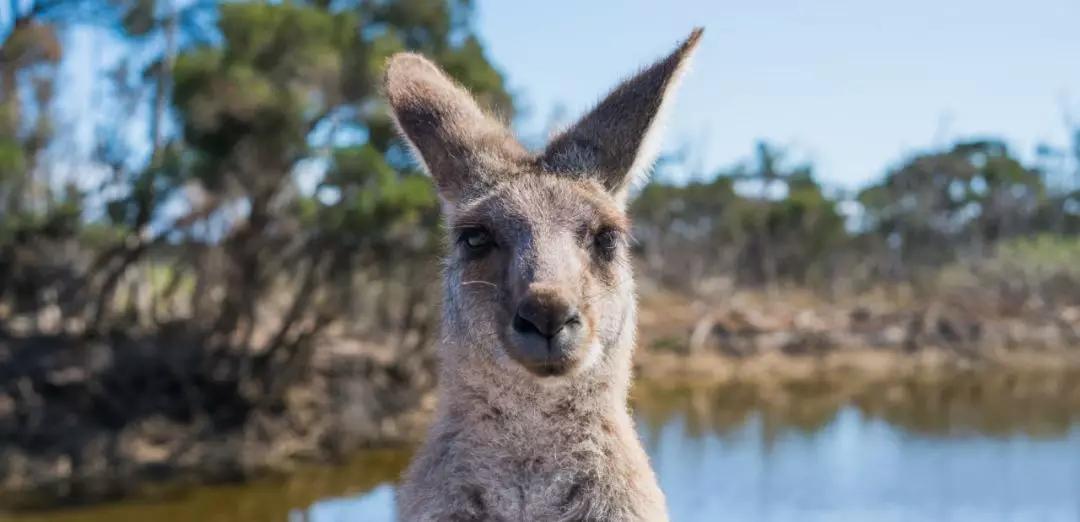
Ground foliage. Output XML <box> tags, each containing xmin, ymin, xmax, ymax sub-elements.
<box><xmin>630</xmin><ymin>137</ymin><xmax>1078</xmax><ymax>293</ymax></box>
<box><xmin>0</xmin><ymin>0</ymin><xmax>509</xmax><ymax>401</ymax></box>
<box><xmin>632</xmin><ymin>142</ymin><xmax>848</xmax><ymax>290</ymax></box>
<box><xmin>858</xmin><ymin>140</ymin><xmax>1047</xmax><ymax>267</ymax></box>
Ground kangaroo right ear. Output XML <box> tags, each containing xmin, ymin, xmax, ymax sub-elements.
<box><xmin>384</xmin><ymin>53</ymin><xmax>525</xmax><ymax>207</ymax></box>
<box><xmin>541</xmin><ymin>29</ymin><xmax>702</xmax><ymax>204</ymax></box>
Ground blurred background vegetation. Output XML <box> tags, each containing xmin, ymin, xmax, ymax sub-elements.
<box><xmin>0</xmin><ymin>0</ymin><xmax>1078</xmax><ymax>511</ymax></box>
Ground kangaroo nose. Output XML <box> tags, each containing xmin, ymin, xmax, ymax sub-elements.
<box><xmin>513</xmin><ymin>291</ymin><xmax>580</xmax><ymax>339</ymax></box>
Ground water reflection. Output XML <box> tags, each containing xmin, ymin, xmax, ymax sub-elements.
<box><xmin>8</xmin><ymin>370</ymin><xmax>1080</xmax><ymax>521</ymax></box>
<box><xmin>633</xmin><ymin>369</ymin><xmax>1080</xmax><ymax>442</ymax></box>
<box><xmin>4</xmin><ymin>450</ymin><xmax>410</xmax><ymax>522</ymax></box>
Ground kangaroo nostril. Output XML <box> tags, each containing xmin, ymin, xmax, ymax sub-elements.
<box><xmin>513</xmin><ymin>295</ymin><xmax>579</xmax><ymax>339</ymax></box>
<box><xmin>513</xmin><ymin>312</ymin><xmax>544</xmax><ymax>337</ymax></box>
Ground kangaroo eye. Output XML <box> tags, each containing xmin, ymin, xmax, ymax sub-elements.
<box><xmin>459</xmin><ymin>227</ymin><xmax>493</xmax><ymax>252</ymax></box>
<box><xmin>594</xmin><ymin>229</ymin><xmax>621</xmax><ymax>254</ymax></box>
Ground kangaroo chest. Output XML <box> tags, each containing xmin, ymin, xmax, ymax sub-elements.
<box><xmin>451</xmin><ymin>433</ymin><xmax>608</xmax><ymax>521</ymax></box>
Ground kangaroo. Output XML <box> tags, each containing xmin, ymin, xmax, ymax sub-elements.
<box><xmin>385</xmin><ymin>29</ymin><xmax>703</xmax><ymax>521</ymax></box>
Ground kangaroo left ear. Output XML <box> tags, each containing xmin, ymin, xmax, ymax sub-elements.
<box><xmin>384</xmin><ymin>52</ymin><xmax>526</xmax><ymax>209</ymax></box>
<box><xmin>541</xmin><ymin>28</ymin><xmax>703</xmax><ymax>203</ymax></box>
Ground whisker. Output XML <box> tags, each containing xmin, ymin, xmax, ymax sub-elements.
<box><xmin>462</xmin><ymin>280</ymin><xmax>499</xmax><ymax>290</ymax></box>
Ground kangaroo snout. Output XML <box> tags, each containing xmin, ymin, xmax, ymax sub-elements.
<box><xmin>507</xmin><ymin>286</ymin><xmax>587</xmax><ymax>376</ymax></box>
<box><xmin>513</xmin><ymin>290</ymin><xmax>581</xmax><ymax>338</ymax></box>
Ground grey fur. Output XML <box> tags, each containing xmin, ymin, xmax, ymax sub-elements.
<box><xmin>385</xmin><ymin>29</ymin><xmax>702</xmax><ymax>521</ymax></box>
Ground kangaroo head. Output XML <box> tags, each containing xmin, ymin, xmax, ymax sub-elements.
<box><xmin>385</xmin><ymin>30</ymin><xmax>701</xmax><ymax>381</ymax></box>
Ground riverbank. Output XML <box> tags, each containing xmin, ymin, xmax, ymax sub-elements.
<box><xmin>630</xmin><ymin>286</ymin><xmax>1080</xmax><ymax>437</ymax></box>
<box><xmin>637</xmin><ymin>338</ymin><xmax>1080</xmax><ymax>390</ymax></box>
<box><xmin>0</xmin><ymin>330</ymin><xmax>432</xmax><ymax>510</ymax></box>
<box><xmin>633</xmin><ymin>286</ymin><xmax>1080</xmax><ymax>411</ymax></box>
<box><xmin>635</xmin><ymin>285</ymin><xmax>1080</xmax><ymax>372</ymax></box>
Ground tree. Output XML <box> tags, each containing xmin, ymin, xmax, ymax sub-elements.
<box><xmin>630</xmin><ymin>142</ymin><xmax>847</xmax><ymax>290</ymax></box>
<box><xmin>859</xmin><ymin>140</ymin><xmax>1044</xmax><ymax>274</ymax></box>
<box><xmin>1</xmin><ymin>0</ymin><xmax>513</xmax><ymax>394</ymax></box>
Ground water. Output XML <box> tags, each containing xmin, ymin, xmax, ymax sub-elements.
<box><xmin>8</xmin><ymin>376</ymin><xmax>1080</xmax><ymax>521</ymax></box>
<box><xmin>647</xmin><ymin>407</ymin><xmax>1080</xmax><ymax>521</ymax></box>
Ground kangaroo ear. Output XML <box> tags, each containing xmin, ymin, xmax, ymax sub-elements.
<box><xmin>384</xmin><ymin>53</ymin><xmax>525</xmax><ymax>206</ymax></box>
<box><xmin>541</xmin><ymin>29</ymin><xmax>703</xmax><ymax>201</ymax></box>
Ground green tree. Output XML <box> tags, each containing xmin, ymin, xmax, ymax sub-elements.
<box><xmin>859</xmin><ymin>140</ymin><xmax>1044</xmax><ymax>273</ymax></box>
<box><xmin>2</xmin><ymin>0</ymin><xmax>513</xmax><ymax>392</ymax></box>
<box><xmin>631</xmin><ymin>142</ymin><xmax>847</xmax><ymax>290</ymax></box>
<box><xmin>0</xmin><ymin>8</ymin><xmax>61</xmax><ymax>217</ymax></box>
<box><xmin>160</xmin><ymin>0</ymin><xmax>511</xmax><ymax>391</ymax></box>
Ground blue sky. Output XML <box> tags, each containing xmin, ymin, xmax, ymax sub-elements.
<box><xmin>474</xmin><ymin>0</ymin><xmax>1080</xmax><ymax>189</ymax></box>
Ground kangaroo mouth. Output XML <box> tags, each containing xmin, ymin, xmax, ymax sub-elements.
<box><xmin>503</xmin><ymin>326</ymin><xmax>587</xmax><ymax>378</ymax></box>
<box><xmin>506</xmin><ymin>339</ymin><xmax>579</xmax><ymax>377</ymax></box>
<box><xmin>520</xmin><ymin>357</ymin><xmax>575</xmax><ymax>377</ymax></box>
